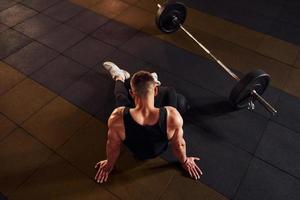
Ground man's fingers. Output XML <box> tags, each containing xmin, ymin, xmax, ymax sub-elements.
<box><xmin>195</xmin><ymin>164</ymin><xmax>203</xmax><ymax>175</ymax></box>
<box><xmin>95</xmin><ymin>162</ymin><xmax>100</xmax><ymax>169</ymax></box>
<box><xmin>189</xmin><ymin>166</ymin><xmax>197</xmax><ymax>179</ymax></box>
<box><xmin>188</xmin><ymin>168</ymin><xmax>193</xmax><ymax>178</ymax></box>
<box><xmin>100</xmin><ymin>172</ymin><xmax>107</xmax><ymax>183</ymax></box>
<box><xmin>193</xmin><ymin>157</ymin><xmax>200</xmax><ymax>161</ymax></box>
<box><xmin>97</xmin><ymin>170</ymin><xmax>104</xmax><ymax>183</ymax></box>
<box><xmin>95</xmin><ymin>168</ymin><xmax>101</xmax><ymax>180</ymax></box>
<box><xmin>190</xmin><ymin>167</ymin><xmax>198</xmax><ymax>179</ymax></box>
<box><xmin>193</xmin><ymin>168</ymin><xmax>200</xmax><ymax>179</ymax></box>
<box><xmin>104</xmin><ymin>173</ymin><xmax>109</xmax><ymax>183</ymax></box>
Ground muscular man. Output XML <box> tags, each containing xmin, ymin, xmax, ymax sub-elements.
<box><xmin>95</xmin><ymin>62</ymin><xmax>203</xmax><ymax>183</ymax></box>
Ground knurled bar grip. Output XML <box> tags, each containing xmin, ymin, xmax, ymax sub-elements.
<box><xmin>179</xmin><ymin>25</ymin><xmax>240</xmax><ymax>81</ymax></box>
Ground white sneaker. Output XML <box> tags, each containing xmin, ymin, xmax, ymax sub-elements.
<box><xmin>151</xmin><ymin>72</ymin><xmax>161</xmax><ymax>86</ymax></box>
<box><xmin>102</xmin><ymin>61</ymin><xmax>130</xmax><ymax>81</ymax></box>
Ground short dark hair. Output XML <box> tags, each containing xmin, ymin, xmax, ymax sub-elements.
<box><xmin>130</xmin><ymin>71</ymin><xmax>155</xmax><ymax>98</ymax></box>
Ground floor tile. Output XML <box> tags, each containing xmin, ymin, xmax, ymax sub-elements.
<box><xmin>38</xmin><ymin>24</ymin><xmax>85</xmax><ymax>52</ymax></box>
<box><xmin>161</xmin><ymin>175</ymin><xmax>228</xmax><ymax>200</ymax></box>
<box><xmin>10</xmin><ymin>154</ymin><xmax>99</xmax><ymax>200</ymax></box>
<box><xmin>272</xmin><ymin>91</ymin><xmax>300</xmax><ymax>133</ymax></box>
<box><xmin>21</xmin><ymin>0</ymin><xmax>62</xmax><ymax>11</ymax></box>
<box><xmin>57</xmin><ymin>118</ymin><xmax>108</xmax><ymax>178</ymax></box>
<box><xmin>31</xmin><ymin>55</ymin><xmax>88</xmax><ymax>94</ymax></box>
<box><xmin>0</xmin><ymin>61</ymin><xmax>25</xmax><ymax>96</ymax></box>
<box><xmin>135</xmin><ymin>0</ymin><xmax>164</xmax><ymax>13</ymax></box>
<box><xmin>14</xmin><ymin>13</ymin><xmax>60</xmax><ymax>39</ymax></box>
<box><xmin>161</xmin><ymin>123</ymin><xmax>252</xmax><ymax>199</ymax></box>
<box><xmin>114</xmin><ymin>5</ymin><xmax>154</xmax><ymax>30</ymax></box>
<box><xmin>0</xmin><ymin>128</ymin><xmax>52</xmax><ymax>195</ymax></box>
<box><xmin>61</xmin><ymin>69</ymin><xmax>115</xmax><ymax>115</ymax></box>
<box><xmin>98</xmin><ymin>49</ymin><xmax>151</xmax><ymax>75</ymax></box>
<box><xmin>66</xmin><ymin>10</ymin><xmax>109</xmax><ymax>34</ymax></box>
<box><xmin>234</xmin><ymin>158</ymin><xmax>300</xmax><ymax>200</ymax></box>
<box><xmin>0</xmin><ymin>29</ymin><xmax>32</xmax><ymax>59</ymax></box>
<box><xmin>91</xmin><ymin>0</ymin><xmax>130</xmax><ymax>19</ymax></box>
<box><xmin>243</xmin><ymin>0</ymin><xmax>283</xmax><ymax>18</ymax></box>
<box><xmin>0</xmin><ymin>0</ymin><xmax>17</xmax><ymax>11</ymax></box>
<box><xmin>121</xmin><ymin>0</ymin><xmax>139</xmax><ymax>4</ymax></box>
<box><xmin>256</xmin><ymin>121</ymin><xmax>300</xmax><ymax>178</ymax></box>
<box><xmin>95</xmin><ymin>99</ymin><xmax>115</xmax><ymax>123</ymax></box>
<box><xmin>256</xmin><ymin>35</ymin><xmax>299</xmax><ymax>65</ymax></box>
<box><xmin>121</xmin><ymin>32</ymin><xmax>236</xmax><ymax>97</ymax></box>
<box><xmin>92</xmin><ymin>20</ymin><xmax>138</xmax><ymax>47</ymax></box>
<box><xmin>0</xmin><ymin>113</ymin><xmax>16</xmax><ymax>141</ymax></box>
<box><xmin>0</xmin><ymin>23</ymin><xmax>8</xmax><ymax>33</ymax></box>
<box><xmin>70</xmin><ymin>0</ymin><xmax>101</xmax><ymax>9</ymax></box>
<box><xmin>284</xmin><ymin>68</ymin><xmax>300</xmax><ymax>98</ymax></box>
<box><xmin>155</xmin><ymin>24</ymin><xmax>211</xmax><ymax>58</ymax></box>
<box><xmin>43</xmin><ymin>0</ymin><xmax>83</xmax><ymax>22</ymax></box>
<box><xmin>215</xmin><ymin>4</ymin><xmax>274</xmax><ymax>34</ymax></box>
<box><xmin>64</xmin><ymin>37</ymin><xmax>116</xmax><ymax>68</ymax></box>
<box><xmin>185</xmin><ymin>9</ymin><xmax>265</xmax><ymax>51</ymax></box>
<box><xmin>105</xmin><ymin>150</ymin><xmax>179</xmax><ymax>200</ymax></box>
<box><xmin>87</xmin><ymin>186</ymin><xmax>119</xmax><ymax>200</ymax></box>
<box><xmin>282</xmin><ymin>1</ymin><xmax>300</xmax><ymax>8</ymax></box>
<box><xmin>268</xmin><ymin>20</ymin><xmax>300</xmax><ymax>46</ymax></box>
<box><xmin>209</xmin><ymin>39</ymin><xmax>291</xmax><ymax>90</ymax></box>
<box><xmin>0</xmin><ymin>192</ymin><xmax>7</xmax><ymax>200</ymax></box>
<box><xmin>4</xmin><ymin>41</ymin><xmax>59</xmax><ymax>75</ymax></box>
<box><xmin>22</xmin><ymin>96</ymin><xmax>90</xmax><ymax>150</ymax></box>
<box><xmin>190</xmin><ymin>108</ymin><xmax>268</xmax><ymax>153</ymax></box>
<box><xmin>157</xmin><ymin>70</ymin><xmax>220</xmax><ymax>106</ymax></box>
<box><xmin>295</xmin><ymin>51</ymin><xmax>300</xmax><ymax>69</ymax></box>
<box><xmin>0</xmin><ymin>78</ymin><xmax>56</xmax><ymax>124</ymax></box>
<box><xmin>278</xmin><ymin>5</ymin><xmax>300</xmax><ymax>27</ymax></box>
<box><xmin>0</xmin><ymin>4</ymin><xmax>37</xmax><ymax>27</ymax></box>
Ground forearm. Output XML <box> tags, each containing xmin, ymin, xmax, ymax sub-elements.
<box><xmin>106</xmin><ymin>140</ymin><xmax>121</xmax><ymax>167</ymax></box>
<box><xmin>172</xmin><ymin>139</ymin><xmax>187</xmax><ymax>163</ymax></box>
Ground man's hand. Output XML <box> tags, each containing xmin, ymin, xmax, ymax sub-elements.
<box><xmin>182</xmin><ymin>157</ymin><xmax>203</xmax><ymax>180</ymax></box>
<box><xmin>94</xmin><ymin>160</ymin><xmax>113</xmax><ymax>183</ymax></box>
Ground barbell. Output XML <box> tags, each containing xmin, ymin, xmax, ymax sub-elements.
<box><xmin>155</xmin><ymin>1</ymin><xmax>277</xmax><ymax>115</ymax></box>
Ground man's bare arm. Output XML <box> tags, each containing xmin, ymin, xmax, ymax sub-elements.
<box><xmin>95</xmin><ymin>108</ymin><xmax>123</xmax><ymax>183</ymax></box>
<box><xmin>106</xmin><ymin>127</ymin><xmax>122</xmax><ymax>167</ymax></box>
<box><xmin>170</xmin><ymin>116</ymin><xmax>187</xmax><ymax>164</ymax></box>
<box><xmin>168</xmin><ymin>107</ymin><xmax>203</xmax><ymax>180</ymax></box>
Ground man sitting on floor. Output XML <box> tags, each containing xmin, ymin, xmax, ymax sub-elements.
<box><xmin>95</xmin><ymin>62</ymin><xmax>203</xmax><ymax>183</ymax></box>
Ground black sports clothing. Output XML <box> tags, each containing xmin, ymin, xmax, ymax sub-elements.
<box><xmin>122</xmin><ymin>107</ymin><xmax>169</xmax><ymax>159</ymax></box>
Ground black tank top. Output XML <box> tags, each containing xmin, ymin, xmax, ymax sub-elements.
<box><xmin>123</xmin><ymin>107</ymin><xmax>169</xmax><ymax>159</ymax></box>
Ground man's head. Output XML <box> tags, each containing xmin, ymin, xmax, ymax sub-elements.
<box><xmin>130</xmin><ymin>71</ymin><xmax>158</xmax><ymax>99</ymax></box>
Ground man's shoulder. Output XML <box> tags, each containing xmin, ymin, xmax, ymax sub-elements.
<box><xmin>165</xmin><ymin>106</ymin><xmax>183</xmax><ymax>128</ymax></box>
<box><xmin>108</xmin><ymin>106</ymin><xmax>125</xmax><ymax>128</ymax></box>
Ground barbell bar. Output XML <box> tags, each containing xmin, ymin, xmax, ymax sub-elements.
<box><xmin>156</xmin><ymin>2</ymin><xmax>277</xmax><ymax>115</ymax></box>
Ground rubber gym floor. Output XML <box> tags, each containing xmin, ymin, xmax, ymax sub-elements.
<box><xmin>1</xmin><ymin>0</ymin><xmax>300</xmax><ymax>199</ymax></box>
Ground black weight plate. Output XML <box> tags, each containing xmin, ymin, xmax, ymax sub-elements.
<box><xmin>156</xmin><ymin>1</ymin><xmax>187</xmax><ymax>33</ymax></box>
<box><xmin>229</xmin><ymin>69</ymin><xmax>270</xmax><ymax>109</ymax></box>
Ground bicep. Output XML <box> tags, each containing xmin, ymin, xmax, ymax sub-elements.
<box><xmin>167</xmin><ymin>107</ymin><xmax>184</xmax><ymax>142</ymax></box>
<box><xmin>170</xmin><ymin>126</ymin><xmax>184</xmax><ymax>146</ymax></box>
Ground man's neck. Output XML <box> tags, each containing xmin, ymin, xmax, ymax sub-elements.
<box><xmin>134</xmin><ymin>97</ymin><xmax>157</xmax><ymax>114</ymax></box>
